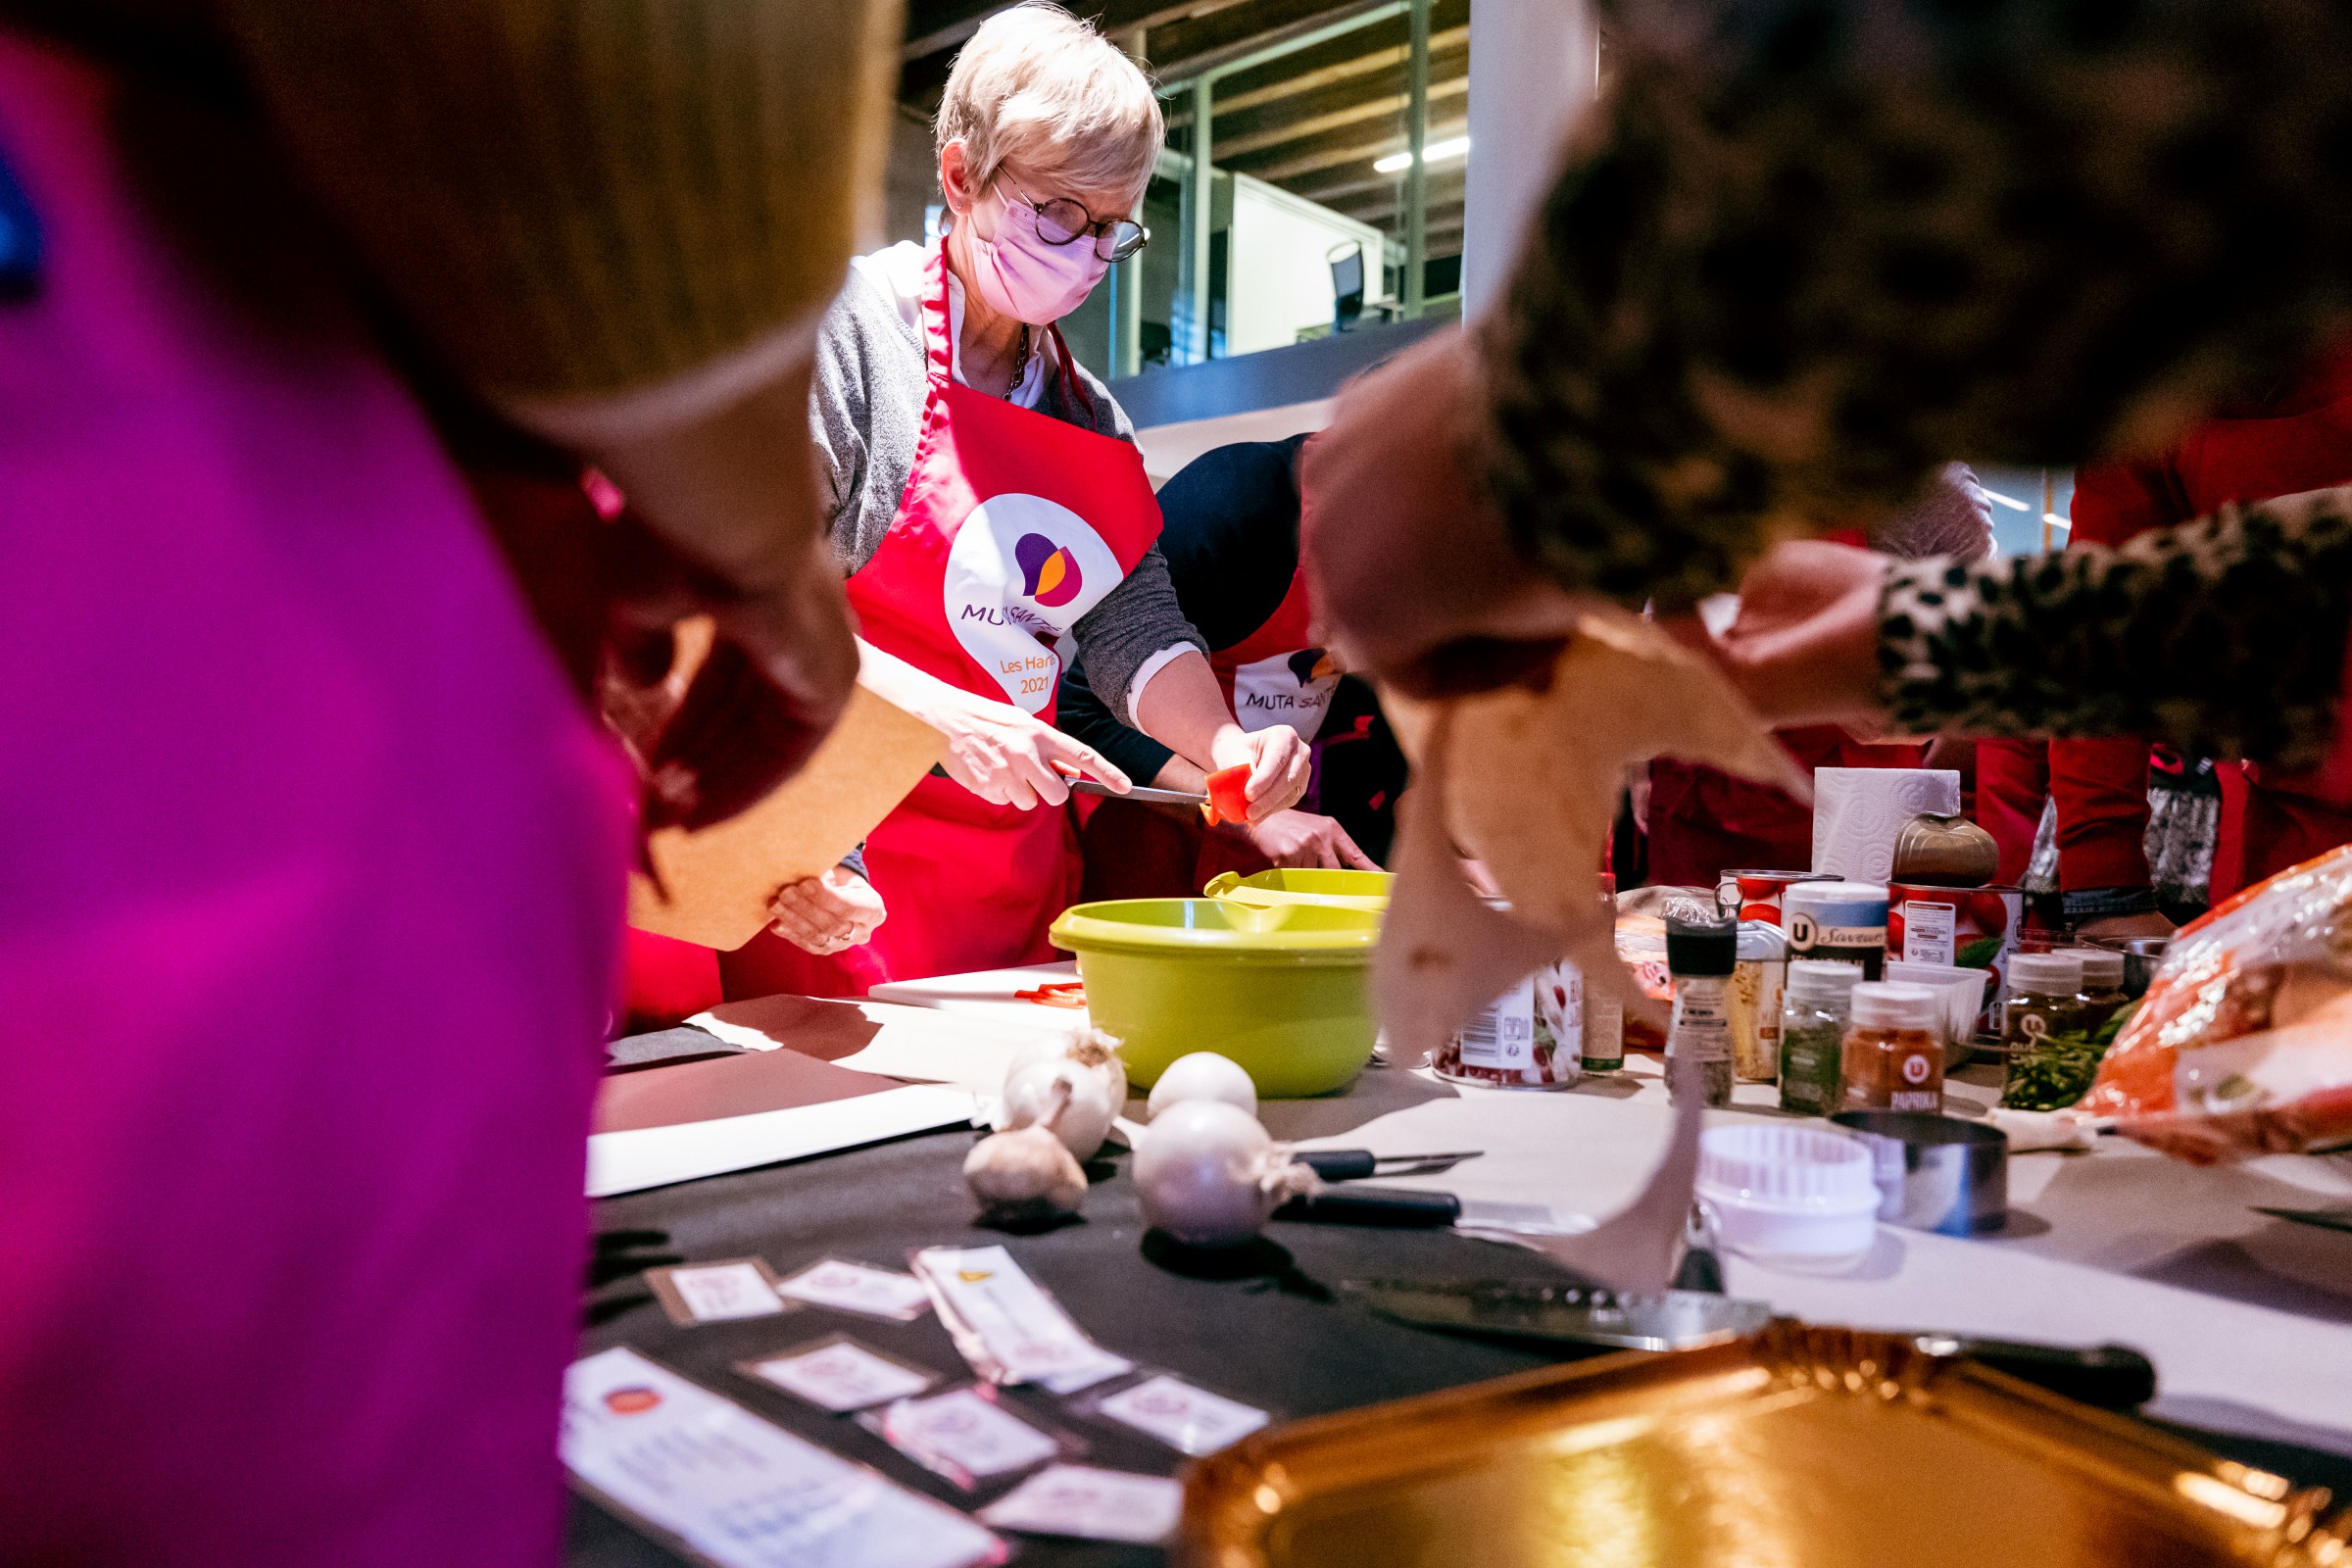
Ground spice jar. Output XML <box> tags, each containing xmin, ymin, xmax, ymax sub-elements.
<box><xmin>1729</xmin><ymin>923</ymin><xmax>1790</xmax><ymax>1082</ymax></box>
<box><xmin>1782</xmin><ymin>880</ymin><xmax>1890</xmax><ymax>980</ymax></box>
<box><xmin>1779</xmin><ymin>959</ymin><xmax>1864</xmax><ymax>1116</ymax></box>
<box><xmin>1584</xmin><ymin>874</ymin><xmax>1626</xmax><ymax>1074</ymax></box>
<box><xmin>2003</xmin><ymin>951</ymin><xmax>2085</xmax><ymax>1052</ymax></box>
<box><xmin>1666</xmin><ymin>913</ymin><xmax>1738</xmax><ymax>1107</ymax></box>
<box><xmin>1838</xmin><ymin>982</ymin><xmax>1945</xmax><ymax>1113</ymax></box>
<box><xmin>2000</xmin><ymin>951</ymin><xmax>2091</xmax><ymax>1109</ymax></box>
<box><xmin>2072</xmin><ymin>948</ymin><xmax>2129</xmax><ymax>1033</ymax></box>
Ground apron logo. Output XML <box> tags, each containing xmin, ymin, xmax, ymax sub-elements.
<box><xmin>945</xmin><ymin>494</ymin><xmax>1121</xmax><ymax>713</ymax></box>
<box><xmin>1015</xmin><ymin>533</ymin><xmax>1084</xmax><ymax>608</ymax></box>
<box><xmin>1234</xmin><ymin>648</ymin><xmax>1341</xmax><ymax>739</ymax></box>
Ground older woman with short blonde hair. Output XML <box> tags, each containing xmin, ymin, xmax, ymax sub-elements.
<box><xmin>722</xmin><ymin>2</ymin><xmax>1317</xmax><ymax>999</ymax></box>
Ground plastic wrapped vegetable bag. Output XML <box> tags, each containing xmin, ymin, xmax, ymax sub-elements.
<box><xmin>2080</xmin><ymin>844</ymin><xmax>2352</xmax><ymax>1162</ymax></box>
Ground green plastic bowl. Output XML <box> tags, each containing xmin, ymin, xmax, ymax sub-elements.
<box><xmin>1202</xmin><ymin>867</ymin><xmax>1394</xmax><ymax>912</ymax></box>
<box><xmin>1048</xmin><ymin>898</ymin><xmax>1380</xmax><ymax>1098</ymax></box>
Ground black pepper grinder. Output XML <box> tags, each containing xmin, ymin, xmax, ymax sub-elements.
<box><xmin>1665</xmin><ymin>912</ymin><xmax>1739</xmax><ymax>1107</ymax></box>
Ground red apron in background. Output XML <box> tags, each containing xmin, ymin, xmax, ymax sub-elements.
<box><xmin>1080</xmin><ymin>564</ymin><xmax>1339</xmax><ymax>901</ymax></box>
<box><xmin>1211</xmin><ymin>567</ymin><xmax>1339</xmax><ymax>743</ymax></box>
<box><xmin>621</xmin><ymin>927</ymin><xmax>724</xmax><ymax>1032</ymax></box>
<box><xmin>2067</xmin><ymin>344</ymin><xmax>2352</xmax><ymax>900</ymax></box>
<box><xmin>1646</xmin><ymin>728</ymin><xmax>1928</xmax><ymax>888</ymax></box>
<box><xmin>722</xmin><ymin>242</ymin><xmax>1162</xmax><ymax>999</ymax></box>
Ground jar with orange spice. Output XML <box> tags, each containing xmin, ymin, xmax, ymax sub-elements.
<box><xmin>1838</xmin><ymin>982</ymin><xmax>1945</xmax><ymax>1113</ymax></box>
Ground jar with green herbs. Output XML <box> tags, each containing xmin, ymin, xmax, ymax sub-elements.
<box><xmin>2001</xmin><ymin>951</ymin><xmax>2094</xmax><ymax>1110</ymax></box>
<box><xmin>1779</xmin><ymin>958</ymin><xmax>1862</xmax><ymax>1115</ymax></box>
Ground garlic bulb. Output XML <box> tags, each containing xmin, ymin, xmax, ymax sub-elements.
<box><xmin>964</xmin><ymin>1124</ymin><xmax>1087</xmax><ymax>1223</ymax></box>
<box><xmin>1145</xmin><ymin>1052</ymin><xmax>1258</xmax><ymax>1120</ymax></box>
<box><xmin>998</xmin><ymin>1029</ymin><xmax>1128</xmax><ymax>1157</ymax></box>
<box><xmin>1132</xmin><ymin>1100</ymin><xmax>1318</xmax><ymax>1249</ymax></box>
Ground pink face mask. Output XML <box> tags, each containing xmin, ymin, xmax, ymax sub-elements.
<box><xmin>966</xmin><ymin>193</ymin><xmax>1110</xmax><ymax>325</ymax></box>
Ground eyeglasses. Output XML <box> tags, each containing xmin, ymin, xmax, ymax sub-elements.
<box><xmin>1003</xmin><ymin>178</ymin><xmax>1150</xmax><ymax>263</ymax></box>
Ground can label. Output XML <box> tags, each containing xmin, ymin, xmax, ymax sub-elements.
<box><xmin>1714</xmin><ymin>869</ymin><xmax>1836</xmax><ymax>927</ymax></box>
<box><xmin>1457</xmin><ymin>976</ymin><xmax>1535</xmax><ymax>1069</ymax></box>
<box><xmin>1887</xmin><ymin>883</ymin><xmax>2024</xmax><ymax>1037</ymax></box>
<box><xmin>1439</xmin><ymin>962</ymin><xmax>1584</xmax><ymax>1088</ymax></box>
<box><xmin>1899</xmin><ymin>901</ymin><xmax>1957</xmax><ymax>965</ymax></box>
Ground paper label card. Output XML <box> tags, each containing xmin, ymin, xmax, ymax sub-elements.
<box><xmin>911</xmin><ymin>1246</ymin><xmax>1132</xmax><ymax>1395</ymax></box>
<box><xmin>978</xmin><ymin>1465</ymin><xmax>1183</xmax><ymax>1544</ymax></box>
<box><xmin>1094</xmin><ymin>1374</ymin><xmax>1270</xmax><ymax>1456</ymax></box>
<box><xmin>562</xmin><ymin>1348</ymin><xmax>1003</xmax><ymax>1568</ymax></box>
<box><xmin>865</xmin><ymin>1387</ymin><xmax>1063</xmax><ymax>1490</ymax></box>
<box><xmin>740</xmin><ymin>1337</ymin><xmax>939</xmax><ymax>1413</ymax></box>
<box><xmin>778</xmin><ymin>1258</ymin><xmax>935</xmax><ymax>1322</ymax></box>
<box><xmin>647</xmin><ymin>1260</ymin><xmax>793</xmax><ymax>1327</ymax></box>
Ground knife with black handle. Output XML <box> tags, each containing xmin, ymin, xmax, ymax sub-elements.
<box><xmin>1338</xmin><ymin>1277</ymin><xmax>2157</xmax><ymax>1409</ymax></box>
<box><xmin>1912</xmin><ymin>1334</ymin><xmax>2157</xmax><ymax>1410</ymax></box>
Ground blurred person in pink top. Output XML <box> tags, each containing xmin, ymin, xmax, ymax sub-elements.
<box><xmin>0</xmin><ymin>2</ymin><xmax>891</xmax><ymax>1561</ymax></box>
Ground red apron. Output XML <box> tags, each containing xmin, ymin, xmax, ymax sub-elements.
<box><xmin>1646</xmin><ymin>728</ymin><xmax>1929</xmax><ymax>888</ymax></box>
<box><xmin>1211</xmin><ymin>566</ymin><xmax>1340</xmax><ymax>743</ymax></box>
<box><xmin>722</xmin><ymin>243</ymin><xmax>1163</xmax><ymax>999</ymax></box>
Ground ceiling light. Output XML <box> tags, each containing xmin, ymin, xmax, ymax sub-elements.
<box><xmin>1374</xmin><ymin>135</ymin><xmax>1469</xmax><ymax>174</ymax></box>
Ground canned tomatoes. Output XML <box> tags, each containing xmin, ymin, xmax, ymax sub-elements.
<box><xmin>1714</xmin><ymin>869</ymin><xmax>1838</xmax><ymax>927</ymax></box>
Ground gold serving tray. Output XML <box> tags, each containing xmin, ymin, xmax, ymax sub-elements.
<box><xmin>1181</xmin><ymin>1324</ymin><xmax>2349</xmax><ymax>1568</ymax></box>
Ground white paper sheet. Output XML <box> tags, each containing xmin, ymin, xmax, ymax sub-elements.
<box><xmin>868</xmin><ymin>963</ymin><xmax>1090</xmax><ymax>1030</ymax></box>
<box><xmin>912</xmin><ymin>1246</ymin><xmax>1132</xmax><ymax>1395</ymax></box>
<box><xmin>978</xmin><ymin>1466</ymin><xmax>1182</xmax><ymax>1544</ymax></box>
<box><xmin>1290</xmin><ymin>1069</ymin><xmax>2352</xmax><ymax>1453</ymax></box>
<box><xmin>562</xmin><ymin>1348</ymin><xmax>1002</xmax><ymax>1568</ymax></box>
<box><xmin>586</xmin><ymin>1085</ymin><xmax>977</xmax><ymax>1198</ymax></box>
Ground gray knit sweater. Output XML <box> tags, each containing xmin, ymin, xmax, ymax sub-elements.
<box><xmin>808</xmin><ymin>254</ymin><xmax>1203</xmax><ymax>718</ymax></box>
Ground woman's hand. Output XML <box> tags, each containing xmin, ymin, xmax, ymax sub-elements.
<box><xmin>857</xmin><ymin>638</ymin><xmax>1127</xmax><ymax>808</ymax></box>
<box><xmin>1708</xmin><ymin>540</ymin><xmax>1892</xmax><ymax>727</ymax></box>
<box><xmin>768</xmin><ymin>866</ymin><xmax>887</xmax><ymax>955</ymax></box>
<box><xmin>1209</xmin><ymin>723</ymin><xmax>1312</xmax><ymax>822</ymax></box>
<box><xmin>1301</xmin><ymin>331</ymin><xmax>1585</xmax><ymax>698</ymax></box>
<box><xmin>929</xmin><ymin>688</ymin><xmax>1129</xmax><ymax>808</ymax></box>
<box><xmin>1229</xmin><ymin>809</ymin><xmax>1379</xmax><ymax>869</ymax></box>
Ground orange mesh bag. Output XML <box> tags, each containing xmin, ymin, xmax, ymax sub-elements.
<box><xmin>2081</xmin><ymin>844</ymin><xmax>2352</xmax><ymax>1162</ymax></box>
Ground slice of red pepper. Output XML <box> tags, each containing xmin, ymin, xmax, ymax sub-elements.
<box><xmin>1202</xmin><ymin>764</ymin><xmax>1252</xmax><ymax>827</ymax></box>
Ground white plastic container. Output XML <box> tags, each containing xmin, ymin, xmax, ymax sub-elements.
<box><xmin>1694</xmin><ymin>1124</ymin><xmax>1879</xmax><ymax>1268</ymax></box>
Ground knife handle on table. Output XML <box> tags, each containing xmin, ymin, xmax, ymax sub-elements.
<box><xmin>1922</xmin><ymin>1336</ymin><xmax>2157</xmax><ymax>1410</ymax></box>
<box><xmin>1293</xmin><ymin>1150</ymin><xmax>1379</xmax><ymax>1181</ymax></box>
<box><xmin>1275</xmin><ymin>1185</ymin><xmax>1462</xmax><ymax>1228</ymax></box>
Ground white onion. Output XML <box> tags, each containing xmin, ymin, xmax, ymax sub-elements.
<box><xmin>964</xmin><ymin>1125</ymin><xmax>1086</xmax><ymax>1222</ymax></box>
<box><xmin>996</xmin><ymin>1028</ymin><xmax>1128</xmax><ymax>1157</ymax></box>
<box><xmin>1145</xmin><ymin>1052</ymin><xmax>1258</xmax><ymax>1120</ymax></box>
<box><xmin>1132</xmin><ymin>1100</ymin><xmax>1316</xmax><ymax>1249</ymax></box>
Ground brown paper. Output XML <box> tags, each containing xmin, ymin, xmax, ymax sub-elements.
<box><xmin>627</xmin><ymin>681</ymin><xmax>943</xmax><ymax>949</ymax></box>
<box><xmin>594</xmin><ymin>1046</ymin><xmax>906</xmax><ymax>1135</ymax></box>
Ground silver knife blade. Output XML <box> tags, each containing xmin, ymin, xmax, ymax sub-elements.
<box><xmin>1341</xmin><ymin>1278</ymin><xmax>1774</xmax><ymax>1352</ymax></box>
<box><xmin>1066</xmin><ymin>778</ymin><xmax>1208</xmax><ymax>807</ymax></box>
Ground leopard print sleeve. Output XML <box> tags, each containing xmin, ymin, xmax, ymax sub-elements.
<box><xmin>1879</xmin><ymin>489</ymin><xmax>2352</xmax><ymax>767</ymax></box>
<box><xmin>1480</xmin><ymin>0</ymin><xmax>2352</xmax><ymax>608</ymax></box>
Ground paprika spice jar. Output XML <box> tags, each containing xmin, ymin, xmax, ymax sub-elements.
<box><xmin>1838</xmin><ymin>982</ymin><xmax>1945</xmax><ymax>1113</ymax></box>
